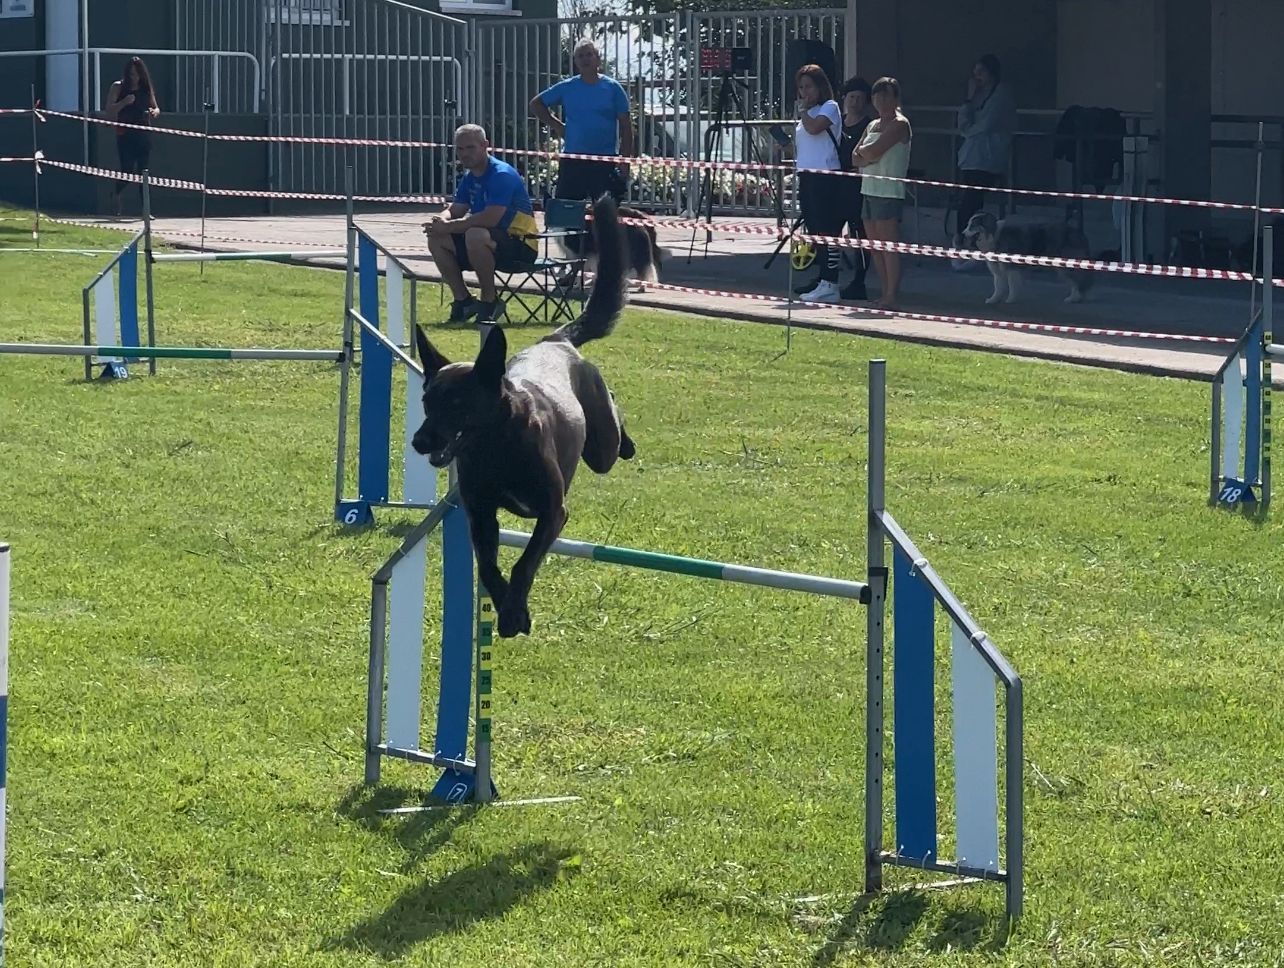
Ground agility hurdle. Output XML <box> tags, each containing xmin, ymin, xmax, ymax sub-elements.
<box><xmin>81</xmin><ymin>233</ymin><xmax>145</xmax><ymax>381</ymax></box>
<box><xmin>1</xmin><ymin>542</ymin><xmax>9</xmax><ymax>960</ymax></box>
<box><xmin>361</xmin><ymin>359</ymin><xmax>1024</xmax><ymax>918</ymax></box>
<box><xmin>0</xmin><ymin>343</ymin><xmax>342</xmax><ymax>362</ymax></box>
<box><xmin>1212</xmin><ymin>224</ymin><xmax>1274</xmax><ymax>509</ymax></box>
<box><xmin>333</xmin><ymin>213</ymin><xmax>430</xmax><ymax>526</ymax></box>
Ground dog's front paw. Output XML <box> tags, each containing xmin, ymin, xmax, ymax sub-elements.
<box><xmin>497</xmin><ymin>599</ymin><xmax>532</xmax><ymax>638</ymax></box>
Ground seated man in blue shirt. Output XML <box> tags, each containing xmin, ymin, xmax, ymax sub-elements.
<box><xmin>424</xmin><ymin>123</ymin><xmax>539</xmax><ymax>324</ymax></box>
<box><xmin>529</xmin><ymin>38</ymin><xmax>634</xmax><ymax>202</ymax></box>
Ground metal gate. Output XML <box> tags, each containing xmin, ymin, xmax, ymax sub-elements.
<box><xmin>176</xmin><ymin>0</ymin><xmax>467</xmax><ymax>199</ymax></box>
<box><xmin>472</xmin><ymin>9</ymin><xmax>845</xmax><ymax>215</ymax></box>
<box><xmin>174</xmin><ymin>2</ymin><xmax>843</xmax><ymax>209</ymax></box>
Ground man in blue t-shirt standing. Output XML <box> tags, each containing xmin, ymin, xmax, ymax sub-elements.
<box><xmin>530</xmin><ymin>38</ymin><xmax>634</xmax><ymax>202</ymax></box>
<box><xmin>423</xmin><ymin>123</ymin><xmax>539</xmax><ymax>324</ymax></box>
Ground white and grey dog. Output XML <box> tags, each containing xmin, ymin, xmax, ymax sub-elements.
<box><xmin>961</xmin><ymin>212</ymin><xmax>1095</xmax><ymax>305</ymax></box>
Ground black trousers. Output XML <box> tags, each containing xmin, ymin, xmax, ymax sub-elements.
<box><xmin>798</xmin><ymin>170</ymin><xmax>845</xmax><ymax>283</ymax></box>
<box><xmin>555</xmin><ymin>157</ymin><xmax>626</xmax><ymax>203</ymax></box>
<box><xmin>955</xmin><ymin>169</ymin><xmax>1001</xmax><ymax>235</ymax></box>
<box><xmin>115</xmin><ymin>132</ymin><xmax>152</xmax><ymax>194</ymax></box>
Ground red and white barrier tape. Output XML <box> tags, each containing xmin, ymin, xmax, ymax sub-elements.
<box><xmin>643</xmin><ymin>280</ymin><xmax>1238</xmax><ymax>345</ymax></box>
<box><xmin>789</xmin><ymin>230</ymin><xmax>1271</xmax><ymax>285</ymax></box>
<box><xmin>38</xmin><ymin>157</ymin><xmax>451</xmax><ymax>204</ymax></box>
<box><xmin>30</xmin><ymin>107</ymin><xmax>1281</xmax><ymax>216</ymax></box>
<box><xmin>614</xmin><ymin>213</ymin><xmax>1282</xmax><ymax>287</ymax></box>
<box><xmin>17</xmin><ymin>153</ymin><xmax>1283</xmax><ymax>287</ymax></box>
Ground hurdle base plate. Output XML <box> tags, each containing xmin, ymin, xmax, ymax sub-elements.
<box><xmin>431</xmin><ymin>767</ymin><xmax>498</xmax><ymax>805</ymax></box>
<box><xmin>337</xmin><ymin>500</ymin><xmax>375</xmax><ymax>526</ymax></box>
<box><xmin>1215</xmin><ymin>478</ymin><xmax>1258</xmax><ymax>507</ymax></box>
<box><xmin>97</xmin><ymin>361</ymin><xmax>129</xmax><ymax>381</ymax></box>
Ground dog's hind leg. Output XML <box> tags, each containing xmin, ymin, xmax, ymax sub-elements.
<box><xmin>985</xmin><ymin>262</ymin><xmax>1007</xmax><ymax>304</ymax></box>
<box><xmin>576</xmin><ymin>365</ymin><xmax>629</xmax><ymax>474</ymax></box>
<box><xmin>1004</xmin><ymin>269</ymin><xmax>1021</xmax><ymax>304</ymax></box>
<box><xmin>1064</xmin><ymin>269</ymin><xmax>1088</xmax><ymax>303</ymax></box>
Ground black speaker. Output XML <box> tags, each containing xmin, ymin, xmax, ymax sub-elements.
<box><xmin>786</xmin><ymin>39</ymin><xmax>839</xmax><ymax>94</ymax></box>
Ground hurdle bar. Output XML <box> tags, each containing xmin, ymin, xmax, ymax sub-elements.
<box><xmin>334</xmin><ymin>216</ymin><xmax>428</xmax><ymax>526</ymax></box>
<box><xmin>0</xmin><ymin>343</ymin><xmax>343</xmax><ymax>362</ymax></box>
<box><xmin>1211</xmin><ymin>223</ymin><xmax>1273</xmax><ymax>509</ymax></box>
<box><xmin>866</xmin><ymin>359</ymin><xmax>1023</xmax><ymax>921</ymax></box>
<box><xmin>151</xmin><ymin>249</ymin><xmax>346</xmax><ymax>263</ymax></box>
<box><xmin>495</xmin><ymin>529</ymin><xmax>871</xmax><ymax>600</ymax></box>
<box><xmin>81</xmin><ymin>233</ymin><xmax>144</xmax><ymax>381</ymax></box>
<box><xmin>0</xmin><ymin>542</ymin><xmax>8</xmax><ymax>960</ymax></box>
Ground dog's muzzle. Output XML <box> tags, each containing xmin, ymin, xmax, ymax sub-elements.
<box><xmin>427</xmin><ymin>432</ymin><xmax>463</xmax><ymax>468</ymax></box>
<box><xmin>412</xmin><ymin>429</ymin><xmax>464</xmax><ymax>468</ymax></box>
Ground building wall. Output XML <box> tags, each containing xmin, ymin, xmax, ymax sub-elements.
<box><xmin>1056</xmin><ymin>0</ymin><xmax>1154</xmax><ymax>114</ymax></box>
<box><xmin>854</xmin><ymin>0</ymin><xmax>1058</xmax><ymax>198</ymax></box>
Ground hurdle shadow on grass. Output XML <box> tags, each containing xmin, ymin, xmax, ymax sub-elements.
<box><xmin>329</xmin><ymin>841</ymin><xmax>578</xmax><ymax>958</ymax></box>
<box><xmin>337</xmin><ymin>783</ymin><xmax>479</xmax><ymax>859</ymax></box>
<box><xmin>813</xmin><ymin>889</ymin><xmax>1008</xmax><ymax>964</ymax></box>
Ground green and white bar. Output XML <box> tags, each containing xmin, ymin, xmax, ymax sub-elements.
<box><xmin>497</xmin><ymin>528</ymin><xmax>871</xmax><ymax>602</ymax></box>
<box><xmin>0</xmin><ymin>343</ymin><xmax>343</xmax><ymax>362</ymax></box>
<box><xmin>151</xmin><ymin>249</ymin><xmax>346</xmax><ymax>263</ymax></box>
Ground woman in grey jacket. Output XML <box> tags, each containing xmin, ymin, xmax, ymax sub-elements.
<box><xmin>954</xmin><ymin>54</ymin><xmax>1016</xmax><ymax>243</ymax></box>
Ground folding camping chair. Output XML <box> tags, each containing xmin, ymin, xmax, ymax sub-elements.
<box><xmin>493</xmin><ymin>198</ymin><xmax>590</xmax><ymax>325</ymax></box>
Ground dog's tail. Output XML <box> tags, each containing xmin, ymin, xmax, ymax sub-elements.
<box><xmin>548</xmin><ymin>194</ymin><xmax>626</xmax><ymax>348</ymax></box>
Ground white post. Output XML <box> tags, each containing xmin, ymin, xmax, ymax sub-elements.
<box><xmin>844</xmin><ymin>0</ymin><xmax>858</xmax><ymax>77</ymax></box>
<box><xmin>44</xmin><ymin>0</ymin><xmax>82</xmax><ymax>111</ymax></box>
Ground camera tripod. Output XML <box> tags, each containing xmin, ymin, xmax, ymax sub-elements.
<box><xmin>686</xmin><ymin>70</ymin><xmax>769</xmax><ymax>263</ymax></box>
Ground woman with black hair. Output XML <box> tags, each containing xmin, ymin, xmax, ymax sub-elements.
<box><xmin>837</xmin><ymin>76</ymin><xmax>875</xmax><ymax>300</ymax></box>
<box><xmin>105</xmin><ymin>56</ymin><xmax>160</xmax><ymax>216</ymax></box>
<box><xmin>954</xmin><ymin>53</ymin><xmax>1016</xmax><ymax>243</ymax></box>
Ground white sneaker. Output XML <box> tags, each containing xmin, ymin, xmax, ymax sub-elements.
<box><xmin>800</xmin><ymin>280</ymin><xmax>840</xmax><ymax>303</ymax></box>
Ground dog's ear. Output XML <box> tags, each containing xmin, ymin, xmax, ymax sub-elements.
<box><xmin>414</xmin><ymin>325</ymin><xmax>451</xmax><ymax>379</ymax></box>
<box><xmin>473</xmin><ymin>325</ymin><xmax>507</xmax><ymax>390</ymax></box>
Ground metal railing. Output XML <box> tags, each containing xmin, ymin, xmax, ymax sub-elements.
<box><xmin>0</xmin><ymin>47</ymin><xmax>262</xmax><ymax>114</ymax></box>
<box><xmin>474</xmin><ymin>9</ymin><xmax>844</xmax><ymax>215</ymax></box>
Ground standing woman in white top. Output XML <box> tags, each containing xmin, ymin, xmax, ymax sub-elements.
<box><xmin>792</xmin><ymin>64</ymin><xmax>844</xmax><ymax>303</ymax></box>
<box><xmin>853</xmin><ymin>76</ymin><xmax>912</xmax><ymax>310</ymax></box>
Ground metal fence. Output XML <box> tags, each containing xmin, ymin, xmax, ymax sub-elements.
<box><xmin>474</xmin><ymin>9</ymin><xmax>844</xmax><ymax>215</ymax></box>
<box><xmin>169</xmin><ymin>1</ymin><xmax>841</xmax><ymax>209</ymax></box>
<box><xmin>175</xmin><ymin>0</ymin><xmax>467</xmax><ymax>198</ymax></box>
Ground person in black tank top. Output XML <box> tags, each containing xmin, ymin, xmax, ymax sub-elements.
<box><xmin>105</xmin><ymin>56</ymin><xmax>160</xmax><ymax>216</ymax></box>
<box><xmin>836</xmin><ymin>77</ymin><xmax>875</xmax><ymax>300</ymax></box>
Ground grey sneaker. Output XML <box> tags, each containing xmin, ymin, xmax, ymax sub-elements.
<box><xmin>447</xmin><ymin>297</ymin><xmax>480</xmax><ymax>323</ymax></box>
<box><xmin>476</xmin><ymin>300</ymin><xmax>507</xmax><ymax>324</ymax></box>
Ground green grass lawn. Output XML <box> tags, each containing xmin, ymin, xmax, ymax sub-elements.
<box><xmin>3</xmin><ymin>209</ymin><xmax>1284</xmax><ymax>966</ymax></box>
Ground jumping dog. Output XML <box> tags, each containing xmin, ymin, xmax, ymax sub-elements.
<box><xmin>411</xmin><ymin>195</ymin><xmax>634</xmax><ymax>638</ymax></box>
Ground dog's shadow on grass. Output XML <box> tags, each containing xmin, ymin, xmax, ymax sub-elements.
<box><xmin>328</xmin><ymin>840</ymin><xmax>578</xmax><ymax>958</ymax></box>
<box><xmin>812</xmin><ymin>890</ymin><xmax>1010</xmax><ymax>964</ymax></box>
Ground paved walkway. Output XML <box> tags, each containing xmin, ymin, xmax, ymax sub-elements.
<box><xmin>74</xmin><ymin>206</ymin><xmax>1261</xmax><ymax>381</ymax></box>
